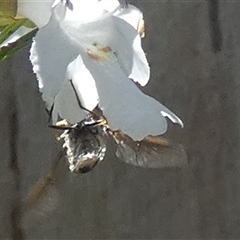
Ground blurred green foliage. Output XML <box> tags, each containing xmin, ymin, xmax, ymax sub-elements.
<box><xmin>0</xmin><ymin>0</ymin><xmax>17</xmax><ymax>26</ymax></box>
<box><xmin>0</xmin><ymin>1</ymin><xmax>37</xmax><ymax>62</ymax></box>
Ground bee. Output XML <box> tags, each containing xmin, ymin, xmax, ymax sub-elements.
<box><xmin>50</xmin><ymin>112</ymin><xmax>108</xmax><ymax>173</ymax></box>
<box><xmin>22</xmin><ymin>113</ymin><xmax>187</xmax><ymax>227</ymax></box>
<box><xmin>49</xmin><ymin>107</ymin><xmax>187</xmax><ymax>174</ymax></box>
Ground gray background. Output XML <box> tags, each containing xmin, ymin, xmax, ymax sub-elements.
<box><xmin>1</xmin><ymin>0</ymin><xmax>240</xmax><ymax>239</ymax></box>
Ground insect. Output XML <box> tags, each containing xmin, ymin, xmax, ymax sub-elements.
<box><xmin>50</xmin><ymin>107</ymin><xmax>187</xmax><ymax>174</ymax></box>
<box><xmin>22</xmin><ymin>110</ymin><xmax>187</xmax><ymax>227</ymax></box>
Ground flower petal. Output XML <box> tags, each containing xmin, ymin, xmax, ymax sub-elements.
<box><xmin>17</xmin><ymin>0</ymin><xmax>54</xmax><ymax>28</ymax></box>
<box><xmin>114</xmin><ymin>5</ymin><xmax>143</xmax><ymax>32</ymax></box>
<box><xmin>66</xmin><ymin>55</ymin><xmax>99</xmax><ymax>112</ymax></box>
<box><xmin>52</xmin><ymin>55</ymin><xmax>99</xmax><ymax>124</ymax></box>
<box><xmin>81</xmin><ymin>52</ymin><xmax>181</xmax><ymax>140</ymax></box>
<box><xmin>53</xmin><ymin>0</ymin><xmax>120</xmax><ymax>23</ymax></box>
<box><xmin>30</xmin><ymin>15</ymin><xmax>79</xmax><ymax>110</ymax></box>
<box><xmin>30</xmin><ymin>9</ymin><xmax>99</xmax><ymax>124</ymax></box>
<box><xmin>100</xmin><ymin>0</ymin><xmax>120</xmax><ymax>12</ymax></box>
<box><xmin>54</xmin><ymin>1</ymin><xmax>149</xmax><ymax>86</ymax></box>
<box><xmin>51</xmin><ymin>79</ymin><xmax>87</xmax><ymax>124</ymax></box>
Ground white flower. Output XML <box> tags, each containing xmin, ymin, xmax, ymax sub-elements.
<box><xmin>19</xmin><ymin>0</ymin><xmax>183</xmax><ymax>140</ymax></box>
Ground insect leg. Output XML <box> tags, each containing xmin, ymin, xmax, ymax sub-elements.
<box><xmin>69</xmin><ymin>79</ymin><xmax>94</xmax><ymax>114</ymax></box>
<box><xmin>69</xmin><ymin>79</ymin><xmax>108</xmax><ymax>126</ymax></box>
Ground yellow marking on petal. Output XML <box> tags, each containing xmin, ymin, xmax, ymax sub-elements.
<box><xmin>87</xmin><ymin>43</ymin><xmax>112</xmax><ymax>61</ymax></box>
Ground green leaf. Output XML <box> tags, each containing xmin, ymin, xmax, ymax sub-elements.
<box><xmin>0</xmin><ymin>0</ymin><xmax>17</xmax><ymax>26</ymax></box>
<box><xmin>23</xmin><ymin>19</ymin><xmax>35</xmax><ymax>29</ymax></box>
<box><xmin>0</xmin><ymin>28</ymin><xmax>38</xmax><ymax>61</ymax></box>
<box><xmin>0</xmin><ymin>18</ymin><xmax>30</xmax><ymax>45</ymax></box>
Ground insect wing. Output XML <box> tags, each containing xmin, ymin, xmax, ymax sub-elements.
<box><xmin>114</xmin><ymin>131</ymin><xmax>187</xmax><ymax>168</ymax></box>
<box><xmin>22</xmin><ymin>152</ymin><xmax>67</xmax><ymax>227</ymax></box>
